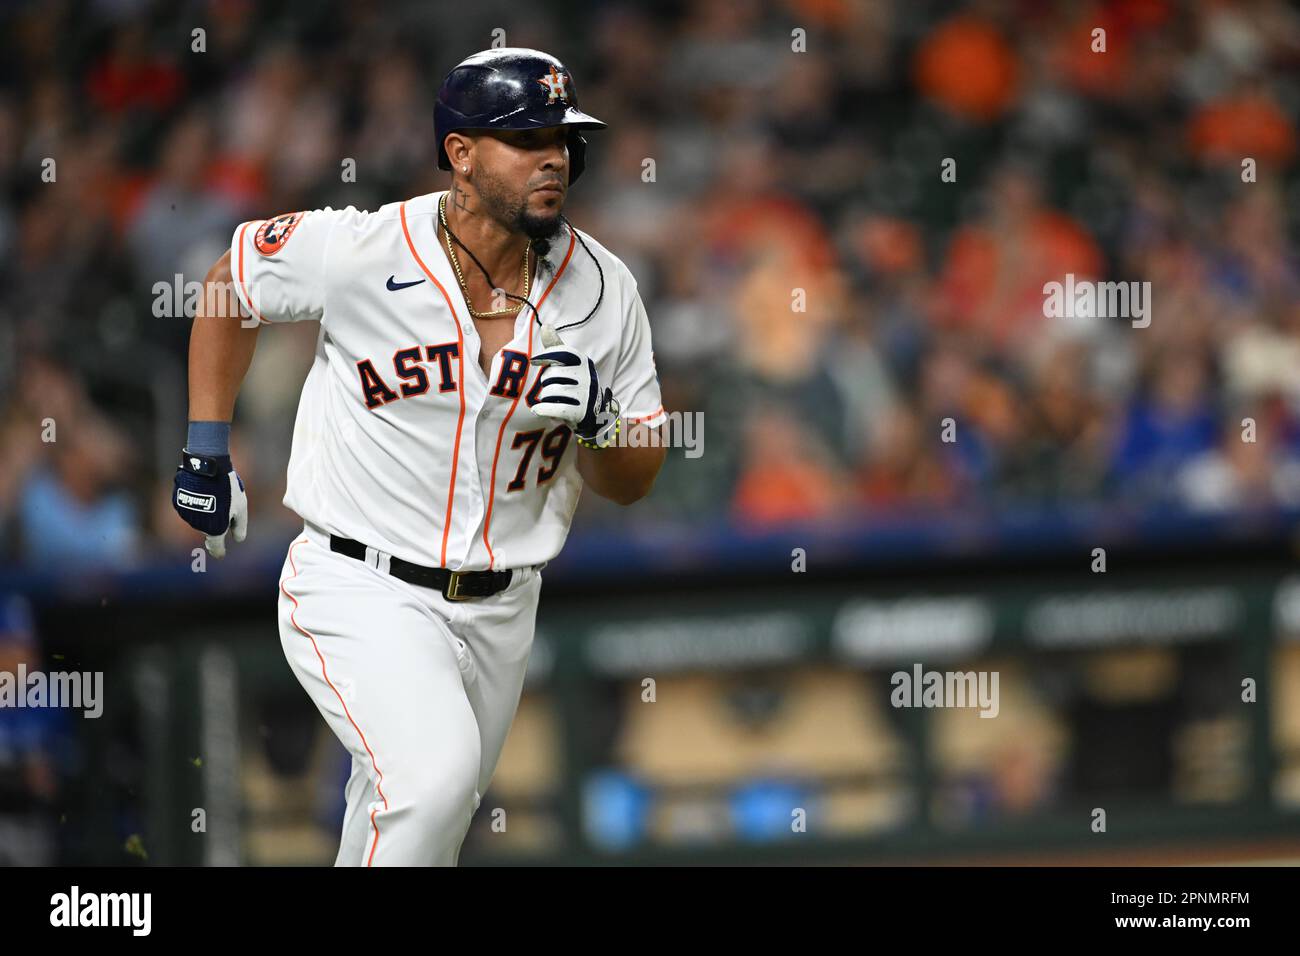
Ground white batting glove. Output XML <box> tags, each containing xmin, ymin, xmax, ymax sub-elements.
<box><xmin>206</xmin><ymin>471</ymin><xmax>248</xmax><ymax>558</ymax></box>
<box><xmin>529</xmin><ymin>323</ymin><xmax>620</xmax><ymax>446</ymax></box>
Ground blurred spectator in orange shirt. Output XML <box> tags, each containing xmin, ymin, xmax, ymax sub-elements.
<box><xmin>732</xmin><ymin>407</ymin><xmax>851</xmax><ymax>527</ymax></box>
<box><xmin>934</xmin><ymin>163</ymin><xmax>1104</xmax><ymax>354</ymax></box>
<box><xmin>1188</xmin><ymin>83</ymin><xmax>1296</xmax><ymax>168</ymax></box>
<box><xmin>914</xmin><ymin>13</ymin><xmax>1020</xmax><ymax>122</ymax></box>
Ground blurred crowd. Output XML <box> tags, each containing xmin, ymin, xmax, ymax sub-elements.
<box><xmin>2</xmin><ymin>0</ymin><xmax>1300</xmax><ymax>568</ymax></box>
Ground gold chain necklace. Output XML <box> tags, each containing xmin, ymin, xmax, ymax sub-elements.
<box><xmin>439</xmin><ymin>193</ymin><xmax>530</xmax><ymax>318</ymax></box>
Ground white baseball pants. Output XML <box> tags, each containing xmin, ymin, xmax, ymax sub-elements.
<box><xmin>276</xmin><ymin>523</ymin><xmax>542</xmax><ymax>866</ymax></box>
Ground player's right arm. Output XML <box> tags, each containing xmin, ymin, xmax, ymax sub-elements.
<box><xmin>173</xmin><ymin>208</ymin><xmax>339</xmax><ymax>556</ymax></box>
<box><xmin>189</xmin><ymin>248</ymin><xmax>260</xmax><ymax>422</ymax></box>
<box><xmin>171</xmin><ymin>248</ymin><xmax>258</xmax><ymax>558</ymax></box>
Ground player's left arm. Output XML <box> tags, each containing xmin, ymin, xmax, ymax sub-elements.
<box><xmin>575</xmin><ymin>424</ymin><xmax>666</xmax><ymax>505</ymax></box>
<box><xmin>530</xmin><ymin>274</ymin><xmax>668</xmax><ymax>506</ymax></box>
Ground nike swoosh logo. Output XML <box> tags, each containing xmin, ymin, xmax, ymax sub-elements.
<box><xmin>386</xmin><ymin>275</ymin><xmax>426</xmax><ymax>291</ymax></box>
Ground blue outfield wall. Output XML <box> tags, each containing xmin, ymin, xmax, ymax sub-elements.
<box><xmin>2</xmin><ymin>502</ymin><xmax>1298</xmax><ymax>606</ymax></box>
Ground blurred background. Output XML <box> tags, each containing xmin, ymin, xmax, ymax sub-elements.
<box><xmin>2</xmin><ymin>0</ymin><xmax>1300</xmax><ymax>865</ymax></box>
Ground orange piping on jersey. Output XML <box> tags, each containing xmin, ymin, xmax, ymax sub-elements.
<box><xmin>281</xmin><ymin>537</ymin><xmax>389</xmax><ymax>866</ymax></box>
<box><xmin>235</xmin><ymin>221</ymin><xmax>270</xmax><ymax>326</ymax></box>
<box><xmin>481</xmin><ymin>228</ymin><xmax>578</xmax><ymax>568</ymax></box>
<box><xmin>627</xmin><ymin>405</ymin><xmax>665</xmax><ymax>424</ymax></box>
<box><xmin>399</xmin><ymin>199</ymin><xmax>468</xmax><ymax>568</ymax></box>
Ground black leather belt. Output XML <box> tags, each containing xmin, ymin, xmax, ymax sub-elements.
<box><xmin>329</xmin><ymin>535</ymin><xmax>512</xmax><ymax>601</ymax></box>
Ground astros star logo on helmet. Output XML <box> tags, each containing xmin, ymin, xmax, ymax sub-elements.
<box><xmin>537</xmin><ymin>66</ymin><xmax>570</xmax><ymax>104</ymax></box>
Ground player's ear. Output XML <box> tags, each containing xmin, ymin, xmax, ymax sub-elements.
<box><xmin>444</xmin><ymin>132</ymin><xmax>471</xmax><ymax>172</ymax></box>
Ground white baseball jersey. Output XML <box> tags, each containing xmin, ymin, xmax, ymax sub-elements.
<box><xmin>231</xmin><ymin>190</ymin><xmax>666</xmax><ymax>571</ymax></box>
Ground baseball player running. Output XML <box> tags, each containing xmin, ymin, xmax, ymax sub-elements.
<box><xmin>171</xmin><ymin>48</ymin><xmax>667</xmax><ymax>865</ymax></box>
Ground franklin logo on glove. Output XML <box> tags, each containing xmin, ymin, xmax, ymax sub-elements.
<box><xmin>175</xmin><ymin>489</ymin><xmax>217</xmax><ymax>513</ymax></box>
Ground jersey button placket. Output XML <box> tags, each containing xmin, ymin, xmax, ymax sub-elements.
<box><xmin>455</xmin><ymin>359</ymin><xmax>486</xmax><ymax>569</ymax></box>
<box><xmin>480</xmin><ymin>285</ymin><xmax>540</xmax><ymax>565</ymax></box>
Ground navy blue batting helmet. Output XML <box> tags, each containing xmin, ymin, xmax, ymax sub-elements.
<box><xmin>434</xmin><ymin>48</ymin><xmax>606</xmax><ymax>185</ymax></box>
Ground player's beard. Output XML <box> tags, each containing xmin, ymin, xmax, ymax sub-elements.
<box><xmin>472</xmin><ymin>167</ymin><xmax>564</xmax><ymax>243</ymax></box>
